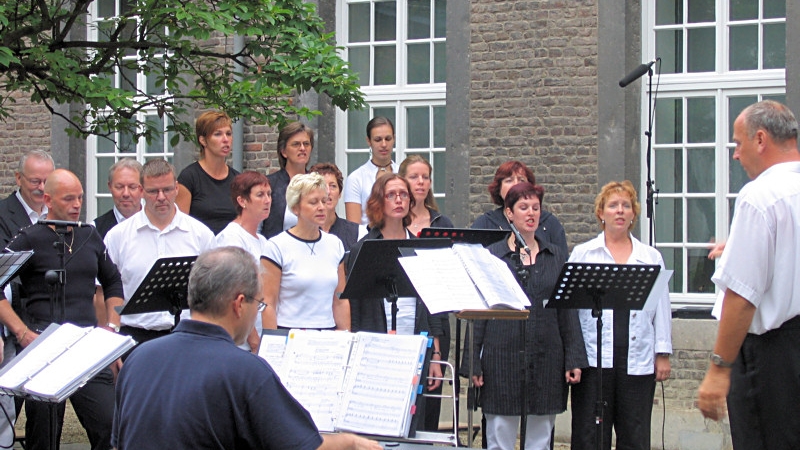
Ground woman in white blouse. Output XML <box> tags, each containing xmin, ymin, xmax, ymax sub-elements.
<box><xmin>568</xmin><ymin>180</ymin><xmax>672</xmax><ymax>450</ymax></box>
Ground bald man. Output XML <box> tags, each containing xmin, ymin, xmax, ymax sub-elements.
<box><xmin>0</xmin><ymin>169</ymin><xmax>124</xmax><ymax>450</ymax></box>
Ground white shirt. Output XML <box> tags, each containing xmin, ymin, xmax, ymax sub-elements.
<box><xmin>343</xmin><ymin>160</ymin><xmax>398</xmax><ymax>225</ymax></box>
<box><xmin>713</xmin><ymin>161</ymin><xmax>800</xmax><ymax>334</ymax></box>
<box><xmin>569</xmin><ymin>232</ymin><xmax>673</xmax><ymax>375</ymax></box>
<box><xmin>215</xmin><ymin>222</ymin><xmax>270</xmax><ymax>349</ymax></box>
<box><xmin>104</xmin><ymin>207</ymin><xmax>215</xmax><ymax>330</ymax></box>
<box><xmin>15</xmin><ymin>191</ymin><xmax>47</xmax><ymax>223</ymax></box>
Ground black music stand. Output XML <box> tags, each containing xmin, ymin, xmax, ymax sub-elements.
<box><xmin>344</xmin><ymin>238</ymin><xmax>450</xmax><ymax>333</ymax></box>
<box><xmin>0</xmin><ymin>251</ymin><xmax>33</xmax><ymax>289</ymax></box>
<box><xmin>418</xmin><ymin>228</ymin><xmax>507</xmax><ymax>247</ymax></box>
<box><xmin>546</xmin><ymin>262</ymin><xmax>661</xmax><ymax>450</ymax></box>
<box><xmin>118</xmin><ymin>256</ymin><xmax>197</xmax><ymax>328</ymax></box>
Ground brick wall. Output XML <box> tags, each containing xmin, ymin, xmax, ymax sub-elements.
<box><xmin>468</xmin><ymin>0</ymin><xmax>600</xmax><ymax>249</ymax></box>
<box><xmin>0</xmin><ymin>95</ymin><xmax>52</xmax><ymax>198</ymax></box>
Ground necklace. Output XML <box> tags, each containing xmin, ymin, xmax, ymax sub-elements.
<box><xmin>64</xmin><ymin>231</ymin><xmax>75</xmax><ymax>254</ymax></box>
<box><xmin>306</xmin><ymin>241</ymin><xmax>316</xmax><ymax>255</ymax></box>
<box><xmin>372</xmin><ymin>159</ymin><xmax>393</xmax><ymax>177</ymax></box>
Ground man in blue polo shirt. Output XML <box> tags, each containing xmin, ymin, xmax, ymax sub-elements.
<box><xmin>111</xmin><ymin>246</ymin><xmax>382</xmax><ymax>450</ymax></box>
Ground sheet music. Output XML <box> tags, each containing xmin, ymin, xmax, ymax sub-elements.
<box><xmin>279</xmin><ymin>331</ymin><xmax>353</xmax><ymax>432</ymax></box>
<box><xmin>337</xmin><ymin>333</ymin><xmax>427</xmax><ymax>437</ymax></box>
<box><xmin>643</xmin><ymin>269</ymin><xmax>673</xmax><ymax>312</ymax></box>
<box><xmin>451</xmin><ymin>244</ymin><xmax>530</xmax><ymax>309</ymax></box>
<box><xmin>257</xmin><ymin>333</ymin><xmax>288</xmax><ymax>375</ymax></box>
<box><xmin>0</xmin><ymin>323</ymin><xmax>87</xmax><ymax>389</ymax></box>
<box><xmin>398</xmin><ymin>251</ymin><xmax>486</xmax><ymax>313</ymax></box>
<box><xmin>24</xmin><ymin>328</ymin><xmax>132</xmax><ymax>398</ymax></box>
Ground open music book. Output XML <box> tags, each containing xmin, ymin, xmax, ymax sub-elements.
<box><xmin>258</xmin><ymin>330</ymin><xmax>429</xmax><ymax>438</ymax></box>
<box><xmin>0</xmin><ymin>323</ymin><xmax>135</xmax><ymax>402</ymax></box>
<box><xmin>398</xmin><ymin>243</ymin><xmax>532</xmax><ymax>314</ymax></box>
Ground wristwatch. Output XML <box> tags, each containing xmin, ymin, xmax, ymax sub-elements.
<box><xmin>710</xmin><ymin>353</ymin><xmax>733</xmax><ymax>368</ymax></box>
<box><xmin>107</xmin><ymin>322</ymin><xmax>121</xmax><ymax>333</ymax></box>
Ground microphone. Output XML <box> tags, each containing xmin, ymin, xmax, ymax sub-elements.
<box><xmin>619</xmin><ymin>60</ymin><xmax>657</xmax><ymax>87</ymax></box>
<box><xmin>508</xmin><ymin>223</ymin><xmax>530</xmax><ymax>254</ymax></box>
<box><xmin>38</xmin><ymin>219</ymin><xmax>93</xmax><ymax>228</ymax></box>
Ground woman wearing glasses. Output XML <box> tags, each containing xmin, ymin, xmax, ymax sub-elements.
<box><xmin>261</xmin><ymin>122</ymin><xmax>315</xmax><ymax>239</ymax></box>
<box><xmin>262</xmin><ymin>173</ymin><xmax>350</xmax><ymax>331</ymax></box>
<box><xmin>214</xmin><ymin>171</ymin><xmax>276</xmax><ymax>351</ymax></box>
<box><xmin>176</xmin><ymin>111</ymin><xmax>240</xmax><ymax>235</ymax></box>
<box><xmin>347</xmin><ymin>174</ymin><xmax>443</xmax><ymax>390</ymax></box>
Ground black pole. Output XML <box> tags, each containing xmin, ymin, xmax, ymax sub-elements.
<box><xmin>591</xmin><ymin>289</ymin><xmax>606</xmax><ymax>450</ymax></box>
<box><xmin>644</xmin><ymin>64</ymin><xmax>658</xmax><ymax>246</ymax></box>
<box><xmin>510</xmin><ymin>237</ymin><xmax>529</xmax><ymax>450</ymax></box>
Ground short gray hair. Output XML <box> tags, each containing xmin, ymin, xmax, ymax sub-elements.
<box><xmin>188</xmin><ymin>247</ymin><xmax>261</xmax><ymax>317</ymax></box>
<box><xmin>742</xmin><ymin>100</ymin><xmax>798</xmax><ymax>144</ymax></box>
<box><xmin>140</xmin><ymin>158</ymin><xmax>175</xmax><ymax>185</ymax></box>
<box><xmin>108</xmin><ymin>158</ymin><xmax>143</xmax><ymax>184</ymax></box>
<box><xmin>286</xmin><ymin>172</ymin><xmax>327</xmax><ymax>211</ymax></box>
<box><xmin>18</xmin><ymin>150</ymin><xmax>55</xmax><ymax>173</ymax></box>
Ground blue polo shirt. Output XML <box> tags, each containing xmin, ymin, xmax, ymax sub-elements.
<box><xmin>112</xmin><ymin>319</ymin><xmax>323</xmax><ymax>450</ymax></box>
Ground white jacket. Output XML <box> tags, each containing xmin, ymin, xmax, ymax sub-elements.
<box><xmin>568</xmin><ymin>232</ymin><xmax>673</xmax><ymax>375</ymax></box>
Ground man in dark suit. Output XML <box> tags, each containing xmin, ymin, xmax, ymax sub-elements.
<box><xmin>0</xmin><ymin>150</ymin><xmax>55</xmax><ymax>247</ymax></box>
<box><xmin>92</xmin><ymin>158</ymin><xmax>143</xmax><ymax>239</ymax></box>
<box><xmin>0</xmin><ymin>149</ymin><xmax>54</xmax><ymax>444</ymax></box>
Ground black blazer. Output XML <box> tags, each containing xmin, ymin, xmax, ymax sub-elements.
<box><xmin>0</xmin><ymin>192</ymin><xmax>35</xmax><ymax>248</ymax></box>
<box><xmin>93</xmin><ymin>209</ymin><xmax>119</xmax><ymax>239</ymax></box>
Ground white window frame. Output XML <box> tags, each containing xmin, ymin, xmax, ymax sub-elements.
<box><xmin>642</xmin><ymin>1</ymin><xmax>785</xmax><ymax>308</ymax></box>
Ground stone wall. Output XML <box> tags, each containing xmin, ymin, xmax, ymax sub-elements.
<box><xmin>468</xmin><ymin>0</ymin><xmax>600</xmax><ymax>249</ymax></box>
<box><xmin>0</xmin><ymin>95</ymin><xmax>52</xmax><ymax>198</ymax></box>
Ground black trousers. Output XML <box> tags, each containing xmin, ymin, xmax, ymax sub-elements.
<box><xmin>25</xmin><ymin>367</ymin><xmax>115</xmax><ymax>450</ymax></box>
<box><xmin>728</xmin><ymin>316</ymin><xmax>800</xmax><ymax>450</ymax></box>
<box><xmin>570</xmin><ymin>366</ymin><xmax>655</xmax><ymax>450</ymax></box>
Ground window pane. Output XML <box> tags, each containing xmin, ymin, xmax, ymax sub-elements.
<box><xmin>687</xmin><ymin>147</ymin><xmax>715</xmax><ymax>193</ymax></box>
<box><xmin>98</xmin><ymin>135</ymin><xmax>115</xmax><ymax>154</ymax></box>
<box><xmin>687</xmin><ymin>197</ymin><xmax>715</xmax><ymax>243</ymax></box>
<box><xmin>728</xmin><ymin>147</ymin><xmax>748</xmax><ymax>192</ymax></box>
<box><xmin>729</xmin><ymin>25</ymin><xmax>758</xmax><ymax>71</ymax></box>
<box><xmin>145</xmin><ymin>60</ymin><xmax>165</xmax><ymax>96</ymax></box>
<box><xmin>687</xmin><ymin>28</ymin><xmax>715</xmax><ymax>72</ymax></box>
<box><xmin>145</xmin><ymin>115</ymin><xmax>164</xmax><ymax>153</ymax></box>
<box><xmin>655</xmin><ymin>98</ymin><xmax>682</xmax><ymax>144</ymax></box>
<box><xmin>687</xmin><ymin>0</ymin><xmax>714</xmax><ymax>23</ymax></box>
<box><xmin>656</xmin><ymin>29</ymin><xmax>683</xmax><ymax>74</ymax></box>
<box><xmin>728</xmin><ymin>198</ymin><xmax>736</xmax><ymax>226</ymax></box>
<box><xmin>658</xmin><ymin>247</ymin><xmax>683</xmax><ymax>293</ymax></box>
<box><xmin>347</xmin><ymin>152</ymin><xmax>369</xmax><ymax>175</ymax></box>
<box><xmin>433</xmin><ymin>106</ymin><xmax>446</xmax><ymax>147</ymax></box>
<box><xmin>96</xmin><ymin>196</ymin><xmax>114</xmax><ymax>215</ymax></box>
<box><xmin>434</xmin><ymin>0</ymin><xmax>446</xmax><ymax>38</ymax></box>
<box><xmin>374</xmin><ymin>45</ymin><xmax>397</xmax><ymax>85</ymax></box>
<box><xmin>349</xmin><ymin>47</ymin><xmax>370</xmax><ymax>86</ymax></box>
<box><xmin>122</xmin><ymin>19</ymin><xmax>137</xmax><ymax>57</ymax></box>
<box><xmin>728</xmin><ymin>96</ymin><xmax>757</xmax><ymax>136</ymax></box>
<box><xmin>763</xmin><ymin>23</ymin><xmax>786</xmax><ymax>69</ymax></box>
<box><xmin>763</xmin><ymin>0</ymin><xmax>786</xmax><ymax>19</ymax></box>
<box><xmin>729</xmin><ymin>0</ymin><xmax>757</xmax><ymax>21</ymax></box>
<box><xmin>373</xmin><ymin>107</ymin><xmax>396</xmax><ymax>126</ymax></box>
<box><xmin>688</xmin><ymin>248</ymin><xmax>716</xmax><ymax>293</ymax></box>
<box><xmin>407</xmin><ymin>106</ymin><xmax>430</xmax><ymax>148</ymax></box>
<box><xmin>349</xmin><ymin>3</ymin><xmax>371</xmax><ymax>43</ymax></box>
<box><xmin>348</xmin><ymin>109</ymin><xmax>369</xmax><ymax>149</ymax></box>
<box><xmin>375</xmin><ymin>1</ymin><xmax>397</xmax><ymax>42</ymax></box>
<box><xmin>408</xmin><ymin>44</ymin><xmax>430</xmax><ymax>84</ymax></box>
<box><xmin>120</xmin><ymin>63</ymin><xmax>137</xmax><ymax>93</ymax></box>
<box><xmin>435</xmin><ymin>196</ymin><xmax>446</xmax><ymax>214</ymax></box>
<box><xmin>408</xmin><ymin>0</ymin><xmax>431</xmax><ymax>40</ymax></box>
<box><xmin>687</xmin><ymin>97</ymin><xmax>715</xmax><ymax>143</ymax></box>
<box><xmin>433</xmin><ymin>151</ymin><xmax>446</xmax><ymax>193</ymax></box>
<box><xmin>655</xmin><ymin>148</ymin><xmax>682</xmax><ymax>193</ymax></box>
<box><xmin>97</xmin><ymin>157</ymin><xmax>115</xmax><ymax>194</ymax></box>
<box><xmin>763</xmin><ymin>93</ymin><xmax>786</xmax><ymax>104</ymax></box>
<box><xmin>655</xmin><ymin>198</ymin><xmax>682</xmax><ymax>242</ymax></box>
<box><xmin>655</xmin><ymin>0</ymin><xmax>681</xmax><ymax>25</ymax></box>
<box><xmin>120</xmin><ymin>131</ymin><xmax>136</xmax><ymax>153</ymax></box>
<box><xmin>97</xmin><ymin>0</ymin><xmax>115</xmax><ymax>18</ymax></box>
<box><xmin>434</xmin><ymin>42</ymin><xmax>446</xmax><ymax>83</ymax></box>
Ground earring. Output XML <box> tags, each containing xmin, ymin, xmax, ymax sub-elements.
<box><xmin>601</xmin><ymin>220</ymin><xmax>605</xmax><ymax>225</ymax></box>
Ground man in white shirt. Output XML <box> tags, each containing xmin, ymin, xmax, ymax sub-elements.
<box><xmin>104</xmin><ymin>159</ymin><xmax>215</xmax><ymax>351</ymax></box>
<box><xmin>697</xmin><ymin>100</ymin><xmax>800</xmax><ymax>449</ymax></box>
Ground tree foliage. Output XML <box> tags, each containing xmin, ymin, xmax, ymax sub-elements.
<box><xmin>0</xmin><ymin>0</ymin><xmax>364</xmax><ymax>145</ymax></box>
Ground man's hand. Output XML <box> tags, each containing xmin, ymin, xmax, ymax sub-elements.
<box><xmin>427</xmin><ymin>359</ymin><xmax>442</xmax><ymax>391</ymax></box>
<box><xmin>565</xmin><ymin>368</ymin><xmax>581</xmax><ymax>384</ymax></box>
<box><xmin>697</xmin><ymin>365</ymin><xmax>731</xmax><ymax>421</ymax></box>
<box><xmin>109</xmin><ymin>358</ymin><xmax>123</xmax><ymax>382</ymax></box>
<box><xmin>16</xmin><ymin>327</ymin><xmax>38</xmax><ymax>348</ymax></box>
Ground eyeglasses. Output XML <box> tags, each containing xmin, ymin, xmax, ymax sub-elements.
<box><xmin>256</xmin><ymin>298</ymin><xmax>268</xmax><ymax>312</ymax></box>
<box><xmin>143</xmin><ymin>186</ymin><xmax>176</xmax><ymax>197</ymax></box>
<box><xmin>20</xmin><ymin>173</ymin><xmax>45</xmax><ymax>187</ymax></box>
<box><xmin>288</xmin><ymin>141</ymin><xmax>312</xmax><ymax>149</ymax></box>
<box><xmin>384</xmin><ymin>191</ymin><xmax>410</xmax><ymax>201</ymax></box>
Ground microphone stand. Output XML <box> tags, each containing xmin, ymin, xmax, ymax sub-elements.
<box><xmin>644</xmin><ymin>64</ymin><xmax>658</xmax><ymax>246</ymax></box>
<box><xmin>45</xmin><ymin>223</ymin><xmax>70</xmax><ymax>450</ymax></box>
<box><xmin>510</xmin><ymin>235</ymin><xmax>529</xmax><ymax>450</ymax></box>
